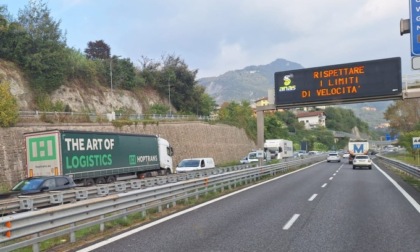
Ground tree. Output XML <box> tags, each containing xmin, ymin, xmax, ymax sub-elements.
<box><xmin>17</xmin><ymin>0</ymin><xmax>68</xmax><ymax>93</ymax></box>
<box><xmin>264</xmin><ymin>115</ymin><xmax>289</xmax><ymax>139</ymax></box>
<box><xmin>84</xmin><ymin>40</ymin><xmax>110</xmax><ymax>60</ymax></box>
<box><xmin>103</xmin><ymin>56</ymin><xmax>137</xmax><ymax>90</ymax></box>
<box><xmin>0</xmin><ymin>80</ymin><xmax>19</xmax><ymax>127</ymax></box>
<box><xmin>324</xmin><ymin>107</ymin><xmax>369</xmax><ymax>133</ymax></box>
<box><xmin>384</xmin><ymin>99</ymin><xmax>420</xmax><ymax>134</ymax></box>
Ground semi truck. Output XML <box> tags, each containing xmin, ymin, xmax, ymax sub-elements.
<box><xmin>263</xmin><ymin>139</ymin><xmax>293</xmax><ymax>159</ymax></box>
<box><xmin>24</xmin><ymin>130</ymin><xmax>174</xmax><ymax>186</ymax></box>
<box><xmin>348</xmin><ymin>139</ymin><xmax>369</xmax><ymax>164</ymax></box>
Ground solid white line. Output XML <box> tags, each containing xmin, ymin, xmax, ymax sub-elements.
<box><xmin>283</xmin><ymin>214</ymin><xmax>300</xmax><ymax>230</ymax></box>
<box><xmin>308</xmin><ymin>194</ymin><xmax>318</xmax><ymax>201</ymax></box>
<box><xmin>77</xmin><ymin>161</ymin><xmax>325</xmax><ymax>251</ymax></box>
<box><xmin>322</xmin><ymin>183</ymin><xmax>327</xmax><ymax>188</ymax></box>
<box><xmin>374</xmin><ymin>163</ymin><xmax>420</xmax><ymax>214</ymax></box>
<box><xmin>329</xmin><ymin>177</ymin><xmax>333</xmax><ymax>180</ymax></box>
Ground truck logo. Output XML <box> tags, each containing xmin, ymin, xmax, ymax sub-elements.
<box><xmin>28</xmin><ymin>136</ymin><xmax>57</xmax><ymax>161</ymax></box>
<box><xmin>129</xmin><ymin>155</ymin><xmax>137</xmax><ymax>165</ymax></box>
<box><xmin>353</xmin><ymin>144</ymin><xmax>364</xmax><ymax>153</ymax></box>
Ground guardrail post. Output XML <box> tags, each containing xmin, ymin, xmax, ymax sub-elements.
<box><xmin>70</xmin><ymin>223</ymin><xmax>76</xmax><ymax>243</ymax></box>
<box><xmin>32</xmin><ymin>233</ymin><xmax>40</xmax><ymax>252</ymax></box>
<box><xmin>172</xmin><ymin>196</ymin><xmax>177</xmax><ymax>207</ymax></box>
<box><xmin>142</xmin><ymin>204</ymin><xmax>146</xmax><ymax>218</ymax></box>
<box><xmin>100</xmin><ymin>215</ymin><xmax>105</xmax><ymax>232</ymax></box>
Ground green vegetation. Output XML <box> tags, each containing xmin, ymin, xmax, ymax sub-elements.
<box><xmin>218</xmin><ymin>101</ymin><xmax>257</xmax><ymax>141</ymax></box>
<box><xmin>324</xmin><ymin>107</ymin><xmax>369</xmax><ymax>133</ymax></box>
<box><xmin>0</xmin><ymin>1</ymin><xmax>217</xmax><ymax>117</ymax></box>
<box><xmin>217</xmin><ymin>105</ymin><xmax>353</xmax><ymax>151</ymax></box>
<box><xmin>378</xmin><ymin>153</ymin><xmax>420</xmax><ymax>192</ymax></box>
<box><xmin>0</xmin><ymin>79</ymin><xmax>19</xmax><ymax>127</ymax></box>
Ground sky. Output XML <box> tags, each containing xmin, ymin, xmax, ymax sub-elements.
<box><xmin>1</xmin><ymin>0</ymin><xmax>416</xmax><ymax>79</ymax></box>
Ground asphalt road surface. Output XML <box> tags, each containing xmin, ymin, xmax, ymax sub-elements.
<box><xmin>78</xmin><ymin>159</ymin><xmax>420</xmax><ymax>252</ymax></box>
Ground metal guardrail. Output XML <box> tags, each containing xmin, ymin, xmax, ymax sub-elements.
<box><xmin>18</xmin><ymin>111</ymin><xmax>215</xmax><ymax>121</ymax></box>
<box><xmin>0</xmin><ymin>155</ymin><xmax>325</xmax><ymax>252</ymax></box>
<box><xmin>375</xmin><ymin>155</ymin><xmax>420</xmax><ymax>179</ymax></box>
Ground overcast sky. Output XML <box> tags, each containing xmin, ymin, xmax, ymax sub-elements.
<box><xmin>2</xmin><ymin>0</ymin><xmax>415</xmax><ymax>78</ymax></box>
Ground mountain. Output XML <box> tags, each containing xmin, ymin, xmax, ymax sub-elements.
<box><xmin>198</xmin><ymin>58</ymin><xmax>303</xmax><ymax>105</ymax></box>
<box><xmin>198</xmin><ymin>58</ymin><xmax>392</xmax><ymax>129</ymax></box>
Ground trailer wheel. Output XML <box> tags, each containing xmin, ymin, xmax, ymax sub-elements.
<box><xmin>106</xmin><ymin>176</ymin><xmax>116</xmax><ymax>183</ymax></box>
<box><xmin>96</xmin><ymin>177</ymin><xmax>106</xmax><ymax>184</ymax></box>
<box><xmin>84</xmin><ymin>178</ymin><xmax>95</xmax><ymax>187</ymax></box>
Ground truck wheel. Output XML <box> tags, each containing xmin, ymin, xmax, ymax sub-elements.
<box><xmin>106</xmin><ymin>176</ymin><xmax>116</xmax><ymax>183</ymax></box>
<box><xmin>96</xmin><ymin>177</ymin><xmax>106</xmax><ymax>184</ymax></box>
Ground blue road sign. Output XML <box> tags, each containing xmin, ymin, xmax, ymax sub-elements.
<box><xmin>413</xmin><ymin>137</ymin><xmax>420</xmax><ymax>149</ymax></box>
<box><xmin>410</xmin><ymin>0</ymin><xmax>420</xmax><ymax>55</ymax></box>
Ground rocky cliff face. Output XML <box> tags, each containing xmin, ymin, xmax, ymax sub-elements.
<box><xmin>0</xmin><ymin>59</ymin><xmax>169</xmax><ymax>114</ymax></box>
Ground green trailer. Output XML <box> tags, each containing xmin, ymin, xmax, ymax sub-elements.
<box><xmin>24</xmin><ymin>130</ymin><xmax>174</xmax><ymax>185</ymax></box>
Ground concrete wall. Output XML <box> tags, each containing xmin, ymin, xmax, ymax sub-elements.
<box><xmin>0</xmin><ymin>122</ymin><xmax>256</xmax><ymax>187</ymax></box>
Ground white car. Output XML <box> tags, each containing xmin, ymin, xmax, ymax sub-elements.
<box><xmin>352</xmin><ymin>155</ymin><xmax>372</xmax><ymax>169</ymax></box>
<box><xmin>342</xmin><ymin>152</ymin><xmax>350</xmax><ymax>158</ymax></box>
<box><xmin>326</xmin><ymin>153</ymin><xmax>341</xmax><ymax>162</ymax></box>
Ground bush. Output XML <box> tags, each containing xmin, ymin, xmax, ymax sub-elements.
<box><xmin>0</xmin><ymin>80</ymin><xmax>19</xmax><ymax>127</ymax></box>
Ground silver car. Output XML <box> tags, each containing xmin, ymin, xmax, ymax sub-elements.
<box><xmin>352</xmin><ymin>155</ymin><xmax>372</xmax><ymax>169</ymax></box>
<box><xmin>327</xmin><ymin>153</ymin><xmax>341</xmax><ymax>162</ymax></box>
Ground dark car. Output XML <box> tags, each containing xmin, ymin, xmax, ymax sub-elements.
<box><xmin>0</xmin><ymin>176</ymin><xmax>77</xmax><ymax>199</ymax></box>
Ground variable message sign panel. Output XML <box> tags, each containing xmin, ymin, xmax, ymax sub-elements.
<box><xmin>274</xmin><ymin>57</ymin><xmax>402</xmax><ymax>108</ymax></box>
<box><xmin>410</xmin><ymin>0</ymin><xmax>420</xmax><ymax>56</ymax></box>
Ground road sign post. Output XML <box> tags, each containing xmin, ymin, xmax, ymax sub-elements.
<box><xmin>413</xmin><ymin>137</ymin><xmax>420</xmax><ymax>165</ymax></box>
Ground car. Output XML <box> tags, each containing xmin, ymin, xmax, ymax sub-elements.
<box><xmin>240</xmin><ymin>156</ymin><xmax>251</xmax><ymax>164</ymax></box>
<box><xmin>176</xmin><ymin>158</ymin><xmax>215</xmax><ymax>173</ymax></box>
<box><xmin>308</xmin><ymin>151</ymin><xmax>320</xmax><ymax>155</ymax></box>
<box><xmin>342</xmin><ymin>152</ymin><xmax>350</xmax><ymax>158</ymax></box>
<box><xmin>327</xmin><ymin>153</ymin><xmax>341</xmax><ymax>162</ymax></box>
<box><xmin>352</xmin><ymin>155</ymin><xmax>372</xmax><ymax>169</ymax></box>
<box><xmin>0</xmin><ymin>176</ymin><xmax>77</xmax><ymax>199</ymax></box>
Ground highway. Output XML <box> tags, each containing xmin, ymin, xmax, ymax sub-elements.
<box><xmin>78</xmin><ymin>159</ymin><xmax>420</xmax><ymax>252</ymax></box>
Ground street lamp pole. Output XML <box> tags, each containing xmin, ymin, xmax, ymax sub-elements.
<box><xmin>168</xmin><ymin>78</ymin><xmax>171</xmax><ymax>115</ymax></box>
<box><xmin>110</xmin><ymin>58</ymin><xmax>113</xmax><ymax>92</ymax></box>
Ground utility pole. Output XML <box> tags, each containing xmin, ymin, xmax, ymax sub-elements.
<box><xmin>110</xmin><ymin>59</ymin><xmax>113</xmax><ymax>92</ymax></box>
<box><xmin>168</xmin><ymin>78</ymin><xmax>171</xmax><ymax>115</ymax></box>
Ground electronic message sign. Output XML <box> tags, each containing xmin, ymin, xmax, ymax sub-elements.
<box><xmin>410</xmin><ymin>0</ymin><xmax>420</xmax><ymax>56</ymax></box>
<box><xmin>274</xmin><ymin>57</ymin><xmax>402</xmax><ymax>108</ymax></box>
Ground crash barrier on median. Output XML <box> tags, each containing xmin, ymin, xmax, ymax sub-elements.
<box><xmin>375</xmin><ymin>155</ymin><xmax>420</xmax><ymax>179</ymax></box>
<box><xmin>0</xmin><ymin>155</ymin><xmax>326</xmax><ymax>252</ymax></box>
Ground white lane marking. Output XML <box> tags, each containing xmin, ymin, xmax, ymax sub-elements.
<box><xmin>322</xmin><ymin>183</ymin><xmax>327</xmax><ymax>188</ymax></box>
<box><xmin>333</xmin><ymin>173</ymin><xmax>337</xmax><ymax>176</ymax></box>
<box><xmin>329</xmin><ymin>177</ymin><xmax>333</xmax><ymax>180</ymax></box>
<box><xmin>374</xmin><ymin>163</ymin><xmax>420</xmax><ymax>214</ymax></box>
<box><xmin>77</xmin><ymin>161</ymin><xmax>325</xmax><ymax>251</ymax></box>
<box><xmin>308</xmin><ymin>194</ymin><xmax>318</xmax><ymax>201</ymax></box>
<box><xmin>283</xmin><ymin>214</ymin><xmax>300</xmax><ymax>230</ymax></box>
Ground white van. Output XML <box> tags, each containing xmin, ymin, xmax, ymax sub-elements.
<box><xmin>176</xmin><ymin>158</ymin><xmax>215</xmax><ymax>173</ymax></box>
